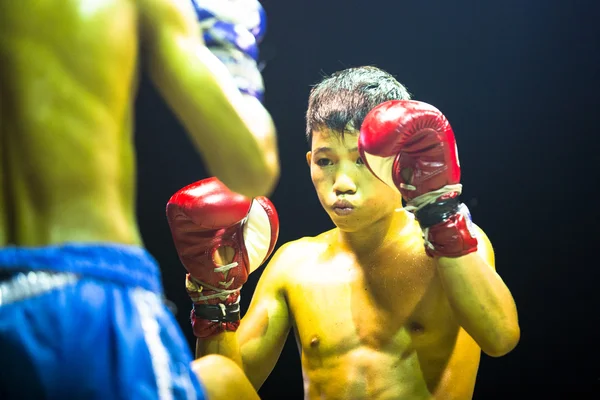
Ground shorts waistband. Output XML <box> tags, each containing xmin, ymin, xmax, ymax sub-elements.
<box><xmin>0</xmin><ymin>243</ymin><xmax>163</xmax><ymax>293</ymax></box>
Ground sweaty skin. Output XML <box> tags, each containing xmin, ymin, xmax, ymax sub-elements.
<box><xmin>0</xmin><ymin>0</ymin><xmax>279</xmax><ymax>246</ymax></box>
<box><xmin>197</xmin><ymin>129</ymin><xmax>519</xmax><ymax>400</ymax></box>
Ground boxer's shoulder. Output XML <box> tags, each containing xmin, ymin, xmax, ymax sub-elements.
<box><xmin>288</xmin><ymin>232</ymin><xmax>334</xmax><ymax>257</ymax></box>
<box><xmin>270</xmin><ymin>237</ymin><xmax>323</xmax><ymax>265</ymax></box>
<box><xmin>260</xmin><ymin>234</ymin><xmax>330</xmax><ymax>279</ymax></box>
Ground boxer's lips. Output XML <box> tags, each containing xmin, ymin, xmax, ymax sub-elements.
<box><xmin>332</xmin><ymin>200</ymin><xmax>354</xmax><ymax>216</ymax></box>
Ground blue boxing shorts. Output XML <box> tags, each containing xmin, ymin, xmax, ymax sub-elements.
<box><xmin>0</xmin><ymin>243</ymin><xmax>206</xmax><ymax>400</ymax></box>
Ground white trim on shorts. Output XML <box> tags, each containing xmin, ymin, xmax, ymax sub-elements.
<box><xmin>131</xmin><ymin>288</ymin><xmax>197</xmax><ymax>400</ymax></box>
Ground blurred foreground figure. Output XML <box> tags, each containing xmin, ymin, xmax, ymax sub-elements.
<box><xmin>0</xmin><ymin>0</ymin><xmax>278</xmax><ymax>398</ymax></box>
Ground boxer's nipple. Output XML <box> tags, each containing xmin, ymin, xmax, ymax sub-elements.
<box><xmin>310</xmin><ymin>336</ymin><xmax>320</xmax><ymax>348</ymax></box>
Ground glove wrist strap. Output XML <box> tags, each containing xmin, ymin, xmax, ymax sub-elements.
<box><xmin>414</xmin><ymin>196</ymin><xmax>460</xmax><ymax>228</ymax></box>
<box><xmin>193</xmin><ymin>297</ymin><xmax>241</xmax><ymax>323</ymax></box>
<box><xmin>404</xmin><ymin>186</ymin><xmax>478</xmax><ymax>258</ymax></box>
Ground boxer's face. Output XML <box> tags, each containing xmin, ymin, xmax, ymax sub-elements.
<box><xmin>307</xmin><ymin>128</ymin><xmax>402</xmax><ymax>232</ymax></box>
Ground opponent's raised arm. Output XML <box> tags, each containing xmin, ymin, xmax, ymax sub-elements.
<box><xmin>139</xmin><ymin>0</ymin><xmax>279</xmax><ymax>197</ymax></box>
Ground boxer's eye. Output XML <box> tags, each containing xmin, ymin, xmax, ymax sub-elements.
<box><xmin>316</xmin><ymin>158</ymin><xmax>332</xmax><ymax>166</ymax></box>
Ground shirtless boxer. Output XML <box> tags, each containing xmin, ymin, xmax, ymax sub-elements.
<box><xmin>0</xmin><ymin>0</ymin><xmax>277</xmax><ymax>398</ymax></box>
<box><xmin>167</xmin><ymin>66</ymin><xmax>520</xmax><ymax>399</ymax></box>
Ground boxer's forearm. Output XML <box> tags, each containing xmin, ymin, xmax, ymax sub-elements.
<box><xmin>140</xmin><ymin>0</ymin><xmax>280</xmax><ymax>199</ymax></box>
<box><xmin>149</xmin><ymin>43</ymin><xmax>280</xmax><ymax>198</ymax></box>
<box><xmin>196</xmin><ymin>332</ymin><xmax>243</xmax><ymax>367</ymax></box>
<box><xmin>436</xmin><ymin>252</ymin><xmax>520</xmax><ymax>357</ymax></box>
<box><xmin>196</xmin><ymin>326</ymin><xmax>286</xmax><ymax>391</ymax></box>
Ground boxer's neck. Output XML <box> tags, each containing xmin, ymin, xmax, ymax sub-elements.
<box><xmin>337</xmin><ymin>208</ymin><xmax>412</xmax><ymax>258</ymax></box>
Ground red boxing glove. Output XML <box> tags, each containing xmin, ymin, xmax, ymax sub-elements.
<box><xmin>166</xmin><ymin>177</ymin><xmax>279</xmax><ymax>338</ymax></box>
<box><xmin>358</xmin><ymin>100</ymin><xmax>477</xmax><ymax>258</ymax></box>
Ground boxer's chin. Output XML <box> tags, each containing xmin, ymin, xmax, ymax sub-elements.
<box><xmin>327</xmin><ymin>209</ymin><xmax>368</xmax><ymax>232</ymax></box>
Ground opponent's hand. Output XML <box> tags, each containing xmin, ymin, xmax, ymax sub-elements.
<box><xmin>166</xmin><ymin>177</ymin><xmax>279</xmax><ymax>337</ymax></box>
<box><xmin>358</xmin><ymin>100</ymin><xmax>477</xmax><ymax>258</ymax></box>
<box><xmin>191</xmin><ymin>0</ymin><xmax>267</xmax><ymax>101</ymax></box>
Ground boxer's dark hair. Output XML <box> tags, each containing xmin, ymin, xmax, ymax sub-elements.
<box><xmin>306</xmin><ymin>66</ymin><xmax>411</xmax><ymax>143</ymax></box>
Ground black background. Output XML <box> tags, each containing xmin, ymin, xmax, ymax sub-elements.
<box><xmin>134</xmin><ymin>1</ymin><xmax>599</xmax><ymax>398</ymax></box>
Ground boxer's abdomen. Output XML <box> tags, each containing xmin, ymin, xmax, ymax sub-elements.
<box><xmin>0</xmin><ymin>0</ymin><xmax>142</xmax><ymax>246</ymax></box>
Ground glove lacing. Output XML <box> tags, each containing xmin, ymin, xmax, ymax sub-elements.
<box><xmin>186</xmin><ymin>261</ymin><xmax>241</xmax><ymax>305</ymax></box>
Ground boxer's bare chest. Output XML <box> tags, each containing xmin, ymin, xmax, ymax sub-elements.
<box><xmin>286</xmin><ymin>237</ymin><xmax>458</xmax><ymax>358</ymax></box>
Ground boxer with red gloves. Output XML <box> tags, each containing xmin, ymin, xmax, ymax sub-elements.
<box><xmin>167</xmin><ymin>177</ymin><xmax>279</xmax><ymax>338</ymax></box>
<box><xmin>358</xmin><ymin>99</ymin><xmax>478</xmax><ymax>258</ymax></box>
<box><xmin>170</xmin><ymin>66</ymin><xmax>520</xmax><ymax>400</ymax></box>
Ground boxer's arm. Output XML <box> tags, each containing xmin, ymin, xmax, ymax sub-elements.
<box><xmin>196</xmin><ymin>241</ymin><xmax>294</xmax><ymax>390</ymax></box>
<box><xmin>192</xmin><ymin>355</ymin><xmax>260</xmax><ymax>400</ymax></box>
<box><xmin>435</xmin><ymin>226</ymin><xmax>520</xmax><ymax>357</ymax></box>
<box><xmin>138</xmin><ymin>0</ymin><xmax>279</xmax><ymax>198</ymax></box>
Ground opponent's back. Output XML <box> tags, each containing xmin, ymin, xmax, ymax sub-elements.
<box><xmin>0</xmin><ymin>0</ymin><xmax>141</xmax><ymax>246</ymax></box>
